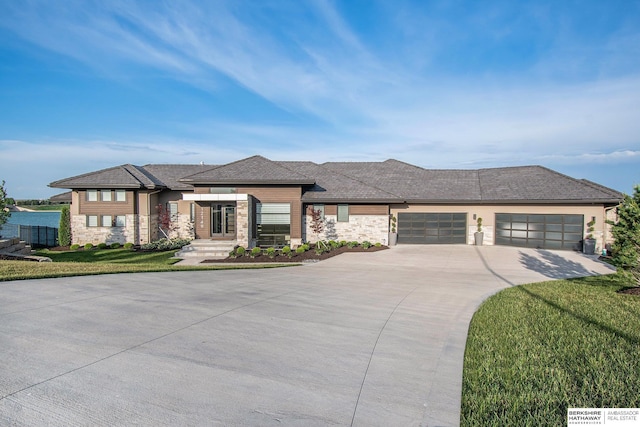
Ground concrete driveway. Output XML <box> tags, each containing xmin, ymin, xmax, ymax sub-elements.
<box><xmin>0</xmin><ymin>245</ymin><xmax>614</xmax><ymax>426</ymax></box>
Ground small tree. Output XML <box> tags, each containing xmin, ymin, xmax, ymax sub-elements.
<box><xmin>58</xmin><ymin>205</ymin><xmax>71</xmax><ymax>246</ymax></box>
<box><xmin>157</xmin><ymin>204</ymin><xmax>176</xmax><ymax>239</ymax></box>
<box><xmin>309</xmin><ymin>208</ymin><xmax>324</xmax><ymax>241</ymax></box>
<box><xmin>608</xmin><ymin>185</ymin><xmax>640</xmax><ymax>285</ymax></box>
<box><xmin>0</xmin><ymin>180</ymin><xmax>11</xmax><ymax>227</ymax></box>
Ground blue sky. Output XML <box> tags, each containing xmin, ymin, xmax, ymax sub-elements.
<box><xmin>1</xmin><ymin>0</ymin><xmax>639</xmax><ymax>198</ymax></box>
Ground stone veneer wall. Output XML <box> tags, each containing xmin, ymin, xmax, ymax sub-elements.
<box><xmin>236</xmin><ymin>200</ymin><xmax>249</xmax><ymax>247</ymax></box>
<box><xmin>71</xmin><ymin>214</ymin><xmax>137</xmax><ymax>245</ymax></box>
<box><xmin>169</xmin><ymin>214</ymin><xmax>195</xmax><ymax>240</ymax></box>
<box><xmin>304</xmin><ymin>214</ymin><xmax>389</xmax><ymax>245</ymax></box>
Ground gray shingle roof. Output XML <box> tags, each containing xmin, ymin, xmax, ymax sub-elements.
<box><xmin>143</xmin><ymin>164</ymin><xmax>215</xmax><ymax>190</ymax></box>
<box><xmin>280</xmin><ymin>161</ymin><xmax>400</xmax><ymax>202</ymax></box>
<box><xmin>477</xmin><ymin>166</ymin><xmax>623</xmax><ymax>202</ymax></box>
<box><xmin>49</xmin><ymin>156</ymin><xmax>623</xmax><ymax>204</ymax></box>
<box><xmin>179</xmin><ymin>155</ymin><xmax>315</xmax><ymax>185</ymax></box>
<box><xmin>49</xmin><ymin>164</ymin><xmax>162</xmax><ymax>189</ymax></box>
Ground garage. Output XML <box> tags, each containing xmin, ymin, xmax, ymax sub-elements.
<box><xmin>495</xmin><ymin>213</ymin><xmax>583</xmax><ymax>250</ymax></box>
<box><xmin>398</xmin><ymin>213</ymin><xmax>467</xmax><ymax>244</ymax></box>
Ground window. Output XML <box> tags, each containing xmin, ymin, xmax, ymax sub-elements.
<box><xmin>115</xmin><ymin>190</ymin><xmax>126</xmax><ymax>202</ymax></box>
<box><xmin>114</xmin><ymin>215</ymin><xmax>126</xmax><ymax>227</ymax></box>
<box><xmin>101</xmin><ymin>190</ymin><xmax>112</xmax><ymax>202</ymax></box>
<box><xmin>87</xmin><ymin>215</ymin><xmax>98</xmax><ymax>227</ymax></box>
<box><xmin>256</xmin><ymin>203</ymin><xmax>291</xmax><ymax>247</ymax></box>
<box><xmin>313</xmin><ymin>204</ymin><xmax>325</xmax><ymax>219</ymax></box>
<box><xmin>337</xmin><ymin>204</ymin><xmax>349</xmax><ymax>222</ymax></box>
<box><xmin>86</xmin><ymin>190</ymin><xmax>98</xmax><ymax>202</ymax></box>
<box><xmin>101</xmin><ymin>215</ymin><xmax>112</xmax><ymax>227</ymax></box>
<box><xmin>168</xmin><ymin>202</ymin><xmax>178</xmax><ymax>221</ymax></box>
<box><xmin>190</xmin><ymin>203</ymin><xmax>195</xmax><ymax>222</ymax></box>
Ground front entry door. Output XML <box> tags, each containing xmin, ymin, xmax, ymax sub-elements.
<box><xmin>211</xmin><ymin>204</ymin><xmax>236</xmax><ymax>237</ymax></box>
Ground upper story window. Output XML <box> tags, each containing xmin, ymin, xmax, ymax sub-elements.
<box><xmin>86</xmin><ymin>190</ymin><xmax>98</xmax><ymax>202</ymax></box>
<box><xmin>101</xmin><ymin>190</ymin><xmax>111</xmax><ymax>202</ymax></box>
<box><xmin>115</xmin><ymin>190</ymin><xmax>126</xmax><ymax>202</ymax></box>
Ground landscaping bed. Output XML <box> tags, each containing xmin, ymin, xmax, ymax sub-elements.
<box><xmin>204</xmin><ymin>243</ymin><xmax>388</xmax><ymax>263</ymax></box>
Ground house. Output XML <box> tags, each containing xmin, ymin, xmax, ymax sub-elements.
<box><xmin>49</xmin><ymin>155</ymin><xmax>622</xmax><ymax>254</ymax></box>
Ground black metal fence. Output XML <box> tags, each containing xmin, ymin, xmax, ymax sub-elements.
<box><xmin>0</xmin><ymin>224</ymin><xmax>59</xmax><ymax>247</ymax></box>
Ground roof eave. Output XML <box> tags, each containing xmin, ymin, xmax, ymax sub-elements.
<box><xmin>402</xmin><ymin>198</ymin><xmax>622</xmax><ymax>205</ymax></box>
<box><xmin>301</xmin><ymin>197</ymin><xmax>401</xmax><ymax>204</ymax></box>
<box><xmin>48</xmin><ymin>182</ymin><xmax>160</xmax><ymax>190</ymax></box>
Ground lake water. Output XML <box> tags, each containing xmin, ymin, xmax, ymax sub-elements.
<box><xmin>5</xmin><ymin>211</ymin><xmax>61</xmax><ymax>228</ymax></box>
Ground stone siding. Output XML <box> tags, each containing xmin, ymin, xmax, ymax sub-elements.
<box><xmin>304</xmin><ymin>214</ymin><xmax>389</xmax><ymax>245</ymax></box>
<box><xmin>168</xmin><ymin>214</ymin><xmax>195</xmax><ymax>240</ymax></box>
<box><xmin>71</xmin><ymin>214</ymin><xmax>137</xmax><ymax>245</ymax></box>
<box><xmin>236</xmin><ymin>200</ymin><xmax>250</xmax><ymax>247</ymax></box>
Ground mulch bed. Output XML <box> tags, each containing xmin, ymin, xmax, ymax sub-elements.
<box><xmin>202</xmin><ymin>244</ymin><xmax>388</xmax><ymax>263</ymax></box>
<box><xmin>618</xmin><ymin>287</ymin><xmax>640</xmax><ymax>296</ymax></box>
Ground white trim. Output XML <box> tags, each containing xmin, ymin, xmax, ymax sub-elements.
<box><xmin>182</xmin><ymin>193</ymin><xmax>248</xmax><ymax>201</ymax></box>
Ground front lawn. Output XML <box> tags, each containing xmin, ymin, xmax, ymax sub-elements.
<box><xmin>461</xmin><ymin>274</ymin><xmax>640</xmax><ymax>426</ymax></box>
<box><xmin>0</xmin><ymin>248</ymin><xmax>297</xmax><ymax>281</ymax></box>
<box><xmin>37</xmin><ymin>247</ymin><xmax>182</xmax><ymax>264</ymax></box>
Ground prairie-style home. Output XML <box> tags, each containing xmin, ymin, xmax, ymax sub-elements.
<box><xmin>50</xmin><ymin>155</ymin><xmax>622</xmax><ymax>254</ymax></box>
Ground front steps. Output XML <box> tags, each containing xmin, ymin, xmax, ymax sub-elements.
<box><xmin>0</xmin><ymin>237</ymin><xmax>51</xmax><ymax>262</ymax></box>
<box><xmin>175</xmin><ymin>240</ymin><xmax>237</xmax><ymax>259</ymax></box>
<box><xmin>0</xmin><ymin>237</ymin><xmax>34</xmax><ymax>256</ymax></box>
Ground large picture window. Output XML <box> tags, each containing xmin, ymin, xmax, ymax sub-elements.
<box><xmin>256</xmin><ymin>203</ymin><xmax>291</xmax><ymax>247</ymax></box>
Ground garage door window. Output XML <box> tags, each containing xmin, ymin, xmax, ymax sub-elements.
<box><xmin>495</xmin><ymin>213</ymin><xmax>583</xmax><ymax>250</ymax></box>
<box><xmin>398</xmin><ymin>213</ymin><xmax>467</xmax><ymax>244</ymax></box>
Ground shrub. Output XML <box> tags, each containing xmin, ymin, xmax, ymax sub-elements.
<box><xmin>375</xmin><ymin>242</ymin><xmax>382</xmax><ymax>248</ymax></box>
<box><xmin>97</xmin><ymin>243</ymin><xmax>108</xmax><ymax>249</ymax></box>
<box><xmin>249</xmin><ymin>247</ymin><xmax>262</xmax><ymax>258</ymax></box>
<box><xmin>301</xmin><ymin>243</ymin><xmax>310</xmax><ymax>251</ymax></box>
<box><xmin>110</xmin><ymin>242</ymin><xmax>121</xmax><ymax>249</ymax></box>
<box><xmin>281</xmin><ymin>246</ymin><xmax>291</xmax><ymax>257</ymax></box>
<box><xmin>329</xmin><ymin>240</ymin><xmax>339</xmax><ymax>249</ymax></box>
<box><xmin>58</xmin><ymin>205</ymin><xmax>71</xmax><ymax>246</ymax></box>
<box><xmin>362</xmin><ymin>241</ymin><xmax>372</xmax><ymax>249</ymax></box>
<box><xmin>123</xmin><ymin>242</ymin><xmax>134</xmax><ymax>250</ymax></box>
<box><xmin>347</xmin><ymin>241</ymin><xmax>359</xmax><ymax>248</ymax></box>
<box><xmin>339</xmin><ymin>240</ymin><xmax>347</xmax><ymax>247</ymax></box>
<box><xmin>296</xmin><ymin>246</ymin><xmax>306</xmax><ymax>254</ymax></box>
<box><xmin>266</xmin><ymin>247</ymin><xmax>276</xmax><ymax>259</ymax></box>
<box><xmin>141</xmin><ymin>238</ymin><xmax>191</xmax><ymax>251</ymax></box>
<box><xmin>236</xmin><ymin>246</ymin><xmax>246</xmax><ymax>257</ymax></box>
<box><xmin>70</xmin><ymin>244</ymin><xmax>80</xmax><ymax>251</ymax></box>
<box><xmin>315</xmin><ymin>246</ymin><xmax>325</xmax><ymax>255</ymax></box>
<box><xmin>84</xmin><ymin>243</ymin><xmax>94</xmax><ymax>250</ymax></box>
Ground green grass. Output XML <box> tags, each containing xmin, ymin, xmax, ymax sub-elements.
<box><xmin>0</xmin><ymin>248</ymin><xmax>297</xmax><ymax>281</ymax></box>
<box><xmin>461</xmin><ymin>274</ymin><xmax>640</xmax><ymax>426</ymax></box>
<box><xmin>37</xmin><ymin>248</ymin><xmax>182</xmax><ymax>264</ymax></box>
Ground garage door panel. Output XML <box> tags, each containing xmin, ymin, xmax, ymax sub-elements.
<box><xmin>398</xmin><ymin>213</ymin><xmax>467</xmax><ymax>244</ymax></box>
<box><xmin>495</xmin><ymin>213</ymin><xmax>583</xmax><ymax>251</ymax></box>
